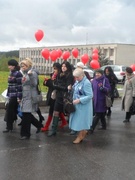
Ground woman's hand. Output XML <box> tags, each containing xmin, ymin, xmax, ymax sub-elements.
<box><xmin>68</xmin><ymin>85</ymin><xmax>72</xmax><ymax>90</ymax></box>
<box><xmin>73</xmin><ymin>99</ymin><xmax>80</xmax><ymax>104</ymax></box>
<box><xmin>17</xmin><ymin>98</ymin><xmax>21</xmax><ymax>103</ymax></box>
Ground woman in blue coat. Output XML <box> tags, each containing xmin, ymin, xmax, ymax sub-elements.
<box><xmin>90</xmin><ymin>69</ymin><xmax>111</xmax><ymax>133</ymax></box>
<box><xmin>69</xmin><ymin>68</ymin><xmax>93</xmax><ymax>144</ymax></box>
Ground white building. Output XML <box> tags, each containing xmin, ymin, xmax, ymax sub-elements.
<box><xmin>19</xmin><ymin>43</ymin><xmax>135</xmax><ymax>74</ymax></box>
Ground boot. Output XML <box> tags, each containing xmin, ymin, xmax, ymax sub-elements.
<box><xmin>48</xmin><ymin>116</ymin><xmax>59</xmax><ymax>137</ymax></box>
<box><xmin>106</xmin><ymin>108</ymin><xmax>111</xmax><ymax>117</ymax></box>
<box><xmin>41</xmin><ymin>115</ymin><xmax>52</xmax><ymax>132</ymax></box>
<box><xmin>91</xmin><ymin>116</ymin><xmax>99</xmax><ymax>133</ymax></box>
<box><xmin>36</xmin><ymin>108</ymin><xmax>44</xmax><ymax>123</ymax></box>
<box><xmin>123</xmin><ymin>119</ymin><xmax>130</xmax><ymax>123</ymax></box>
<box><xmin>82</xmin><ymin>130</ymin><xmax>88</xmax><ymax>139</ymax></box>
<box><xmin>59</xmin><ymin>113</ymin><xmax>67</xmax><ymax>128</ymax></box>
<box><xmin>73</xmin><ymin>131</ymin><xmax>83</xmax><ymax>144</ymax></box>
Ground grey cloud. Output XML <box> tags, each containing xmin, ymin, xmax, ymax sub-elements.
<box><xmin>0</xmin><ymin>0</ymin><xmax>134</xmax><ymax>51</ymax></box>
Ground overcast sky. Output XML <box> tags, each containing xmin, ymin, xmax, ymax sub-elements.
<box><xmin>0</xmin><ymin>0</ymin><xmax>135</xmax><ymax>51</ymax></box>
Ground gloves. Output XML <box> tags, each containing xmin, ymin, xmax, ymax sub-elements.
<box><xmin>99</xmin><ymin>86</ymin><xmax>104</xmax><ymax>91</ymax></box>
<box><xmin>98</xmin><ymin>82</ymin><xmax>104</xmax><ymax>91</ymax></box>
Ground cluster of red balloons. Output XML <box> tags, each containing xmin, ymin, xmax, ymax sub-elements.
<box><xmin>34</xmin><ymin>30</ymin><xmax>99</xmax><ymax>69</ymax></box>
<box><xmin>41</xmin><ymin>48</ymin><xmax>81</xmax><ymax>61</ymax></box>
<box><xmin>90</xmin><ymin>48</ymin><xmax>100</xmax><ymax>69</ymax></box>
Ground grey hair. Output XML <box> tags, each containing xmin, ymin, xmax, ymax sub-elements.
<box><xmin>73</xmin><ymin>68</ymin><xmax>85</xmax><ymax>77</ymax></box>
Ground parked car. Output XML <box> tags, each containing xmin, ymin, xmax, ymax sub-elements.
<box><xmin>100</xmin><ymin>65</ymin><xmax>128</xmax><ymax>82</ymax></box>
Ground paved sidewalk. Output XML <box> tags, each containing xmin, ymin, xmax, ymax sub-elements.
<box><xmin>0</xmin><ymin>98</ymin><xmax>135</xmax><ymax>180</ymax></box>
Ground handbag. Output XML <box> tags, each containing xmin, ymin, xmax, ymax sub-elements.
<box><xmin>105</xmin><ymin>95</ymin><xmax>112</xmax><ymax>108</ymax></box>
<box><xmin>129</xmin><ymin>99</ymin><xmax>135</xmax><ymax>115</ymax></box>
<box><xmin>114</xmin><ymin>87</ymin><xmax>119</xmax><ymax>98</ymax></box>
<box><xmin>51</xmin><ymin>90</ymin><xmax>56</xmax><ymax>100</ymax></box>
<box><xmin>36</xmin><ymin>80</ymin><xmax>43</xmax><ymax>103</ymax></box>
<box><xmin>103</xmin><ymin>79</ymin><xmax>112</xmax><ymax>108</ymax></box>
<box><xmin>63</xmin><ymin>91</ymin><xmax>75</xmax><ymax>114</ymax></box>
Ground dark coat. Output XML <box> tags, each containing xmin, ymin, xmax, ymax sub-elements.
<box><xmin>53</xmin><ymin>72</ymin><xmax>74</xmax><ymax>112</ymax></box>
<box><xmin>105</xmin><ymin>73</ymin><xmax>118</xmax><ymax>98</ymax></box>
<box><xmin>92</xmin><ymin>75</ymin><xmax>111</xmax><ymax>112</ymax></box>
<box><xmin>43</xmin><ymin>77</ymin><xmax>55</xmax><ymax>106</ymax></box>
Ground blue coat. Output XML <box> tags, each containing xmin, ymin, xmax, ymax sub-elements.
<box><xmin>92</xmin><ymin>75</ymin><xmax>111</xmax><ymax>112</ymax></box>
<box><xmin>69</xmin><ymin>76</ymin><xmax>93</xmax><ymax>131</ymax></box>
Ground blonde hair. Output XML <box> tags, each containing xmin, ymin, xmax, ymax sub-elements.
<box><xmin>73</xmin><ymin>68</ymin><xmax>85</xmax><ymax>77</ymax></box>
<box><xmin>20</xmin><ymin>57</ymin><xmax>33</xmax><ymax>68</ymax></box>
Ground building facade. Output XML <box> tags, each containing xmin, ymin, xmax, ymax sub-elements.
<box><xmin>19</xmin><ymin>43</ymin><xmax>135</xmax><ymax>74</ymax></box>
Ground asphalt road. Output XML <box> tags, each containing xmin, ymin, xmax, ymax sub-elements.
<box><xmin>0</xmin><ymin>98</ymin><xmax>135</xmax><ymax>180</ymax></box>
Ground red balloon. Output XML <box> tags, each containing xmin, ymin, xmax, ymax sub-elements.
<box><xmin>57</xmin><ymin>49</ymin><xmax>63</xmax><ymax>58</ymax></box>
<box><xmin>92</xmin><ymin>48</ymin><xmax>98</xmax><ymax>54</ymax></box>
<box><xmin>90</xmin><ymin>60</ymin><xmax>100</xmax><ymax>69</ymax></box>
<box><xmin>92</xmin><ymin>53</ymin><xmax>99</xmax><ymax>60</ymax></box>
<box><xmin>41</xmin><ymin>48</ymin><xmax>50</xmax><ymax>60</ymax></box>
<box><xmin>130</xmin><ymin>64</ymin><xmax>135</xmax><ymax>71</ymax></box>
<box><xmin>81</xmin><ymin>54</ymin><xmax>89</xmax><ymax>64</ymax></box>
<box><xmin>62</xmin><ymin>51</ymin><xmax>70</xmax><ymax>60</ymax></box>
<box><xmin>50</xmin><ymin>50</ymin><xmax>58</xmax><ymax>61</ymax></box>
<box><xmin>72</xmin><ymin>48</ymin><xmax>79</xmax><ymax>58</ymax></box>
<box><xmin>35</xmin><ymin>29</ymin><xmax>44</xmax><ymax>42</ymax></box>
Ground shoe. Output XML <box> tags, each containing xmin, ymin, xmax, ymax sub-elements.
<box><xmin>41</xmin><ymin>126</ymin><xmax>49</xmax><ymax>131</ymax></box>
<box><xmin>18</xmin><ymin>122</ymin><xmax>22</xmax><ymax>126</ymax></box>
<box><xmin>36</xmin><ymin>128</ymin><xmax>41</xmax><ymax>134</ymax></box>
<box><xmin>73</xmin><ymin>137</ymin><xmax>83</xmax><ymax>144</ymax></box>
<box><xmin>47</xmin><ymin>131</ymin><xmax>56</xmax><ymax>137</ymax></box>
<box><xmin>123</xmin><ymin>119</ymin><xmax>129</xmax><ymax>123</ymax></box>
<box><xmin>98</xmin><ymin>127</ymin><xmax>106</xmax><ymax>130</ymax></box>
<box><xmin>20</xmin><ymin>136</ymin><xmax>29</xmax><ymax>140</ymax></box>
<box><xmin>59</xmin><ymin>121</ymin><xmax>67</xmax><ymax>128</ymax></box>
<box><xmin>3</xmin><ymin>129</ymin><xmax>12</xmax><ymax>133</ymax></box>
<box><xmin>107</xmin><ymin>111</ymin><xmax>111</xmax><ymax>117</ymax></box>
<box><xmin>70</xmin><ymin>130</ymin><xmax>77</xmax><ymax>135</ymax></box>
<box><xmin>89</xmin><ymin>129</ymin><xmax>94</xmax><ymax>134</ymax></box>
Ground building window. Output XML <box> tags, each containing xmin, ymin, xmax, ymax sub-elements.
<box><xmin>110</xmin><ymin>49</ymin><xmax>114</xmax><ymax>56</ymax></box>
<box><xmin>104</xmin><ymin>49</ymin><xmax>107</xmax><ymax>56</ymax></box>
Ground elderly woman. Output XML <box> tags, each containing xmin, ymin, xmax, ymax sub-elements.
<box><xmin>122</xmin><ymin>67</ymin><xmax>135</xmax><ymax>123</ymax></box>
<box><xmin>19</xmin><ymin>58</ymin><xmax>42</xmax><ymax>140</ymax></box>
<box><xmin>69</xmin><ymin>68</ymin><xmax>93</xmax><ymax>144</ymax></box>
<box><xmin>90</xmin><ymin>69</ymin><xmax>111</xmax><ymax>133</ymax></box>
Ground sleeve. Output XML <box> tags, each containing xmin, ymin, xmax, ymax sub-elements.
<box><xmin>53</xmin><ymin>75</ymin><xmax>74</xmax><ymax>92</ymax></box>
<box><xmin>79</xmin><ymin>81</ymin><xmax>93</xmax><ymax>104</ymax></box>
<box><xmin>16</xmin><ymin>71</ymin><xmax>23</xmax><ymax>99</ymax></box>
<box><xmin>132</xmin><ymin>77</ymin><xmax>135</xmax><ymax>97</ymax></box>
<box><xmin>29</xmin><ymin>71</ymin><xmax>38</xmax><ymax>87</ymax></box>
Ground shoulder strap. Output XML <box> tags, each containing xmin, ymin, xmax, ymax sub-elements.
<box><xmin>103</xmin><ymin>79</ymin><xmax>105</xmax><ymax>87</ymax></box>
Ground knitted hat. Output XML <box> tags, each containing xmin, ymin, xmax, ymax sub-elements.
<box><xmin>53</xmin><ymin>62</ymin><xmax>61</xmax><ymax>70</ymax></box>
<box><xmin>95</xmin><ymin>69</ymin><xmax>104</xmax><ymax>75</ymax></box>
<box><xmin>8</xmin><ymin>59</ymin><xmax>18</xmax><ymax>67</ymax></box>
<box><xmin>76</xmin><ymin>62</ymin><xmax>84</xmax><ymax>69</ymax></box>
<box><xmin>126</xmin><ymin>67</ymin><xmax>133</xmax><ymax>74</ymax></box>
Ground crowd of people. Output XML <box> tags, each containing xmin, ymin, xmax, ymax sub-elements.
<box><xmin>3</xmin><ymin>58</ymin><xmax>135</xmax><ymax>144</ymax></box>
